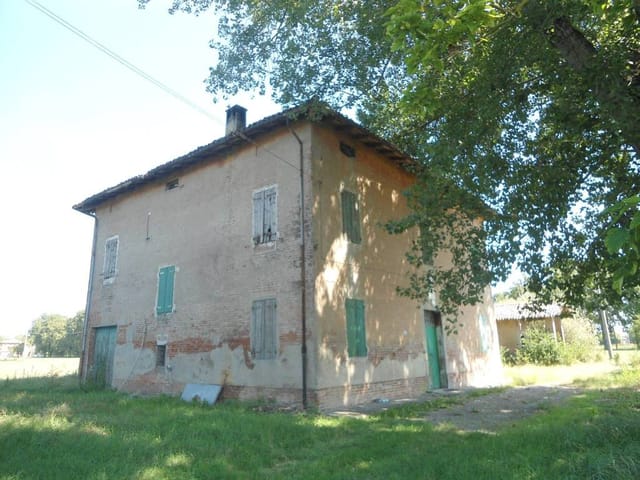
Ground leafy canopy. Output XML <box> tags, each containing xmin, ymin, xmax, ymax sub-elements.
<box><xmin>29</xmin><ymin>312</ymin><xmax>84</xmax><ymax>357</ymax></box>
<box><xmin>140</xmin><ymin>0</ymin><xmax>639</xmax><ymax>319</ymax></box>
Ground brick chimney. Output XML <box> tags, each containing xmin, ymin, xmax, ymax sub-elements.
<box><xmin>225</xmin><ymin>105</ymin><xmax>247</xmax><ymax>135</ymax></box>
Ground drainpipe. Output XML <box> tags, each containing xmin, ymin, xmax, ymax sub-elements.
<box><xmin>233</xmin><ymin>127</ymin><xmax>309</xmax><ymax>409</ymax></box>
<box><xmin>78</xmin><ymin>210</ymin><xmax>98</xmax><ymax>382</ymax></box>
<box><xmin>288</xmin><ymin>124</ymin><xmax>308</xmax><ymax>410</ymax></box>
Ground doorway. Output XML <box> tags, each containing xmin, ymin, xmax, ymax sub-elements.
<box><xmin>424</xmin><ymin>310</ymin><xmax>447</xmax><ymax>389</ymax></box>
<box><xmin>93</xmin><ymin>326</ymin><xmax>117</xmax><ymax>387</ymax></box>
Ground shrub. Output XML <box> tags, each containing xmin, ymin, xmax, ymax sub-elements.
<box><xmin>559</xmin><ymin>315</ymin><xmax>599</xmax><ymax>363</ymax></box>
<box><xmin>516</xmin><ymin>327</ymin><xmax>562</xmax><ymax>365</ymax></box>
<box><xmin>501</xmin><ymin>346</ymin><xmax>518</xmax><ymax>366</ymax></box>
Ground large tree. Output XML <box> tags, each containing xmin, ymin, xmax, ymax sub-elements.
<box><xmin>141</xmin><ymin>0</ymin><xmax>639</xmax><ymax>317</ymax></box>
<box><xmin>29</xmin><ymin>312</ymin><xmax>83</xmax><ymax>357</ymax></box>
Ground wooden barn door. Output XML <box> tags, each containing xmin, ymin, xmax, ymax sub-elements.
<box><xmin>93</xmin><ymin>326</ymin><xmax>117</xmax><ymax>388</ymax></box>
<box><xmin>424</xmin><ymin>311</ymin><xmax>447</xmax><ymax>389</ymax></box>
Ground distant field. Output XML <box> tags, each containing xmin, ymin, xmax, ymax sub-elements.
<box><xmin>0</xmin><ymin>357</ymin><xmax>79</xmax><ymax>379</ymax></box>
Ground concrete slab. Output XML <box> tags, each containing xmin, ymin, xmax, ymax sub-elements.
<box><xmin>181</xmin><ymin>383</ymin><xmax>222</xmax><ymax>405</ymax></box>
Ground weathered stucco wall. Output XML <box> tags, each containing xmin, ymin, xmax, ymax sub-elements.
<box><xmin>86</xmin><ymin>123</ymin><xmax>316</xmax><ymax>402</ymax></box>
<box><xmin>439</xmin><ymin>288</ymin><xmax>503</xmax><ymax>388</ymax></box>
<box><xmin>310</xmin><ymin>125</ymin><xmax>429</xmax><ymax>406</ymax></box>
<box><xmin>309</xmin><ymin>124</ymin><xmax>502</xmax><ymax>406</ymax></box>
<box><xmin>83</xmin><ymin>116</ymin><xmax>502</xmax><ymax>408</ymax></box>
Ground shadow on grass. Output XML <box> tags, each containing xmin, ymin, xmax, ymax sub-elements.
<box><xmin>0</xmin><ymin>376</ymin><xmax>638</xmax><ymax>479</ymax></box>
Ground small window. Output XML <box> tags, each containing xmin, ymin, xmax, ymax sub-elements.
<box><xmin>253</xmin><ymin>186</ymin><xmax>277</xmax><ymax>244</ymax></box>
<box><xmin>166</xmin><ymin>178</ymin><xmax>180</xmax><ymax>190</ymax></box>
<box><xmin>341</xmin><ymin>190</ymin><xmax>361</xmax><ymax>244</ymax></box>
<box><xmin>340</xmin><ymin>142</ymin><xmax>356</xmax><ymax>158</ymax></box>
<box><xmin>156</xmin><ymin>344</ymin><xmax>166</xmax><ymax>367</ymax></box>
<box><xmin>251</xmin><ymin>298</ymin><xmax>277</xmax><ymax>359</ymax></box>
<box><xmin>103</xmin><ymin>236</ymin><xmax>119</xmax><ymax>282</ymax></box>
<box><xmin>345</xmin><ymin>298</ymin><xmax>367</xmax><ymax>357</ymax></box>
<box><xmin>156</xmin><ymin>266</ymin><xmax>176</xmax><ymax>315</ymax></box>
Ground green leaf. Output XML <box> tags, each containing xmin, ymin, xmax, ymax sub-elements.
<box><xmin>605</xmin><ymin>228</ymin><xmax>630</xmax><ymax>254</ymax></box>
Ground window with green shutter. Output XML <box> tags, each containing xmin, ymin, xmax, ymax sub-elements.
<box><xmin>156</xmin><ymin>266</ymin><xmax>175</xmax><ymax>315</ymax></box>
<box><xmin>251</xmin><ymin>298</ymin><xmax>277</xmax><ymax>359</ymax></box>
<box><xmin>341</xmin><ymin>190</ymin><xmax>361</xmax><ymax>244</ymax></box>
<box><xmin>253</xmin><ymin>186</ymin><xmax>277</xmax><ymax>244</ymax></box>
<box><xmin>345</xmin><ymin>298</ymin><xmax>367</xmax><ymax>357</ymax></box>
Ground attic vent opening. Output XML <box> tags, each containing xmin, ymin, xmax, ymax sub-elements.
<box><xmin>340</xmin><ymin>142</ymin><xmax>356</xmax><ymax>158</ymax></box>
<box><xmin>166</xmin><ymin>178</ymin><xmax>180</xmax><ymax>190</ymax></box>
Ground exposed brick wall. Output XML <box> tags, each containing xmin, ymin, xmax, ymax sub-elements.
<box><xmin>312</xmin><ymin>377</ymin><xmax>429</xmax><ymax>409</ymax></box>
<box><xmin>79</xmin><ymin>118</ymin><xmax>502</xmax><ymax>405</ymax></box>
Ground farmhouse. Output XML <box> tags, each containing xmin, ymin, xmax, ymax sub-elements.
<box><xmin>74</xmin><ymin>101</ymin><xmax>502</xmax><ymax>408</ymax></box>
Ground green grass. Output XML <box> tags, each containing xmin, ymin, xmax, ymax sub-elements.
<box><xmin>1</xmin><ymin>364</ymin><xmax>639</xmax><ymax>479</ymax></box>
<box><xmin>504</xmin><ymin>349</ymin><xmax>640</xmax><ymax>386</ymax></box>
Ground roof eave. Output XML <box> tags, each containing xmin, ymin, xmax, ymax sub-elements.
<box><xmin>73</xmin><ymin>101</ymin><xmax>415</xmax><ymax>214</ymax></box>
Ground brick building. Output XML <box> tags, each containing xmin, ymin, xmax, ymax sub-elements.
<box><xmin>74</xmin><ymin>102</ymin><xmax>502</xmax><ymax>408</ymax></box>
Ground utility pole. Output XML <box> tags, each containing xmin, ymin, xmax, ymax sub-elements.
<box><xmin>599</xmin><ymin>310</ymin><xmax>613</xmax><ymax>360</ymax></box>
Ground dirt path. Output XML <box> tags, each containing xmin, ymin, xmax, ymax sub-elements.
<box><xmin>421</xmin><ymin>385</ymin><xmax>583</xmax><ymax>432</ymax></box>
<box><xmin>327</xmin><ymin>362</ymin><xmax>627</xmax><ymax>431</ymax></box>
<box><xmin>327</xmin><ymin>384</ymin><xmax>587</xmax><ymax>432</ymax></box>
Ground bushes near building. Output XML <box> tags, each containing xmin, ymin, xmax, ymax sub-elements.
<box><xmin>505</xmin><ymin>316</ymin><xmax>599</xmax><ymax>366</ymax></box>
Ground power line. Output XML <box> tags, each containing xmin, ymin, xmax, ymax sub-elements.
<box><xmin>24</xmin><ymin>0</ymin><xmax>303</xmax><ymax>174</ymax></box>
<box><xmin>24</xmin><ymin>0</ymin><xmax>223</xmax><ymax>124</ymax></box>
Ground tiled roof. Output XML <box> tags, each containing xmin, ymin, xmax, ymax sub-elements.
<box><xmin>73</xmin><ymin>100</ymin><xmax>414</xmax><ymax>214</ymax></box>
<box><xmin>495</xmin><ymin>303</ymin><xmax>563</xmax><ymax>321</ymax></box>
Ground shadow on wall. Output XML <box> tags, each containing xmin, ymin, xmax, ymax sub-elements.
<box><xmin>312</xmin><ymin>139</ymin><xmax>426</xmax><ymax>399</ymax></box>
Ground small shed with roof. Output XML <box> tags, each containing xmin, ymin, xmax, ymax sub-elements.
<box><xmin>495</xmin><ymin>303</ymin><xmax>566</xmax><ymax>352</ymax></box>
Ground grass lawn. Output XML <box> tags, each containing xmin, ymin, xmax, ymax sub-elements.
<box><xmin>0</xmin><ymin>358</ymin><xmax>639</xmax><ymax>479</ymax></box>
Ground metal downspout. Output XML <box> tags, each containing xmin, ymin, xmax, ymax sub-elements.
<box><xmin>79</xmin><ymin>211</ymin><xmax>98</xmax><ymax>382</ymax></box>
<box><xmin>289</xmin><ymin>125</ymin><xmax>308</xmax><ymax>410</ymax></box>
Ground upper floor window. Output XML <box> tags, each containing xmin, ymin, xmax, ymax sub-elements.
<box><xmin>103</xmin><ymin>236</ymin><xmax>119</xmax><ymax>282</ymax></box>
<box><xmin>253</xmin><ymin>185</ymin><xmax>277</xmax><ymax>245</ymax></box>
<box><xmin>341</xmin><ymin>190</ymin><xmax>361</xmax><ymax>244</ymax></box>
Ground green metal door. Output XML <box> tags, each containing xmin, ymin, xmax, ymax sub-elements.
<box><xmin>425</xmin><ymin>323</ymin><xmax>441</xmax><ymax>389</ymax></box>
<box><xmin>93</xmin><ymin>326</ymin><xmax>117</xmax><ymax>388</ymax></box>
<box><xmin>425</xmin><ymin>311</ymin><xmax>447</xmax><ymax>389</ymax></box>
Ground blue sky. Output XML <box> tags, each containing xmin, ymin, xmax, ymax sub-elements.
<box><xmin>0</xmin><ymin>0</ymin><xmax>278</xmax><ymax>337</ymax></box>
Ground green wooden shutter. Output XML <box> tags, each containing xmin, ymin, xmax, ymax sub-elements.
<box><xmin>346</xmin><ymin>299</ymin><xmax>357</xmax><ymax>357</ymax></box>
<box><xmin>346</xmin><ymin>299</ymin><xmax>367</xmax><ymax>357</ymax></box>
<box><xmin>341</xmin><ymin>190</ymin><xmax>361</xmax><ymax>244</ymax></box>
<box><xmin>251</xmin><ymin>300</ymin><xmax>264</xmax><ymax>357</ymax></box>
<box><xmin>157</xmin><ymin>266</ymin><xmax>175</xmax><ymax>314</ymax></box>
<box><xmin>251</xmin><ymin>299</ymin><xmax>277</xmax><ymax>360</ymax></box>
<box><xmin>253</xmin><ymin>190</ymin><xmax>264</xmax><ymax>244</ymax></box>
<box><xmin>341</xmin><ymin>190</ymin><xmax>353</xmax><ymax>240</ymax></box>
<box><xmin>264</xmin><ymin>299</ymin><xmax>277</xmax><ymax>359</ymax></box>
<box><xmin>355</xmin><ymin>300</ymin><xmax>367</xmax><ymax>356</ymax></box>
<box><xmin>351</xmin><ymin>195</ymin><xmax>361</xmax><ymax>244</ymax></box>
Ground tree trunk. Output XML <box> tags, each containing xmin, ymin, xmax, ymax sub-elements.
<box><xmin>527</xmin><ymin>4</ymin><xmax>640</xmax><ymax>156</ymax></box>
